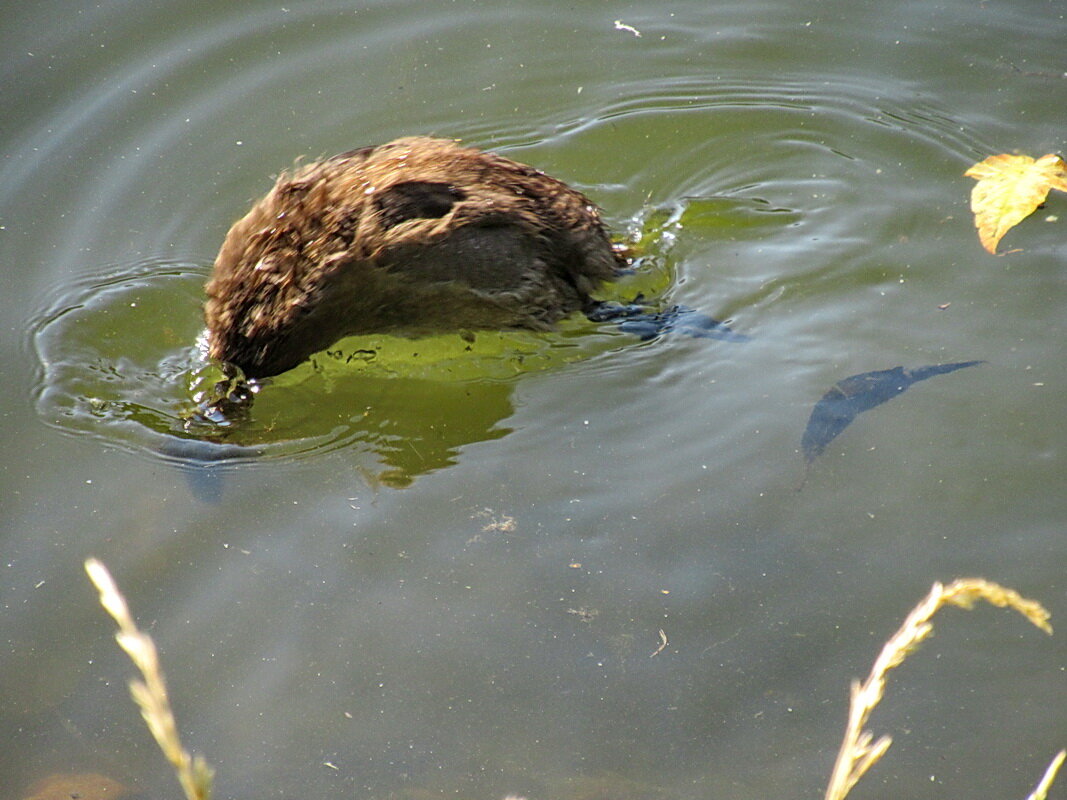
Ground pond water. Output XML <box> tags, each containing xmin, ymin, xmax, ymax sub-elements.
<box><xmin>2</xmin><ymin>1</ymin><xmax>1065</xmax><ymax>799</ymax></box>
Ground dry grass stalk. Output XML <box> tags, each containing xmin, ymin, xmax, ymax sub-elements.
<box><xmin>1026</xmin><ymin>750</ymin><xmax>1066</xmax><ymax>800</ymax></box>
<box><xmin>824</xmin><ymin>578</ymin><xmax>1055</xmax><ymax>800</ymax></box>
<box><xmin>85</xmin><ymin>558</ymin><xmax>214</xmax><ymax>800</ymax></box>
<box><xmin>82</xmin><ymin>562</ymin><xmax>1059</xmax><ymax>800</ymax></box>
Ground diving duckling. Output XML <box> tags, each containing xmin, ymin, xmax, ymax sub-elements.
<box><xmin>204</xmin><ymin>136</ymin><xmax>627</xmax><ymax>379</ymax></box>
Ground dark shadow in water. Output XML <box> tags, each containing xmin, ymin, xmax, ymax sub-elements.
<box><xmin>156</xmin><ymin>437</ymin><xmax>264</xmax><ymax>504</ymax></box>
<box><xmin>800</xmin><ymin>361</ymin><xmax>984</xmax><ymax>474</ymax></box>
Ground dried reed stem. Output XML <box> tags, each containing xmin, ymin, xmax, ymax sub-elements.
<box><xmin>85</xmin><ymin>558</ymin><xmax>214</xmax><ymax>800</ymax></box>
<box><xmin>1026</xmin><ymin>750</ymin><xmax>1066</xmax><ymax>800</ymax></box>
<box><xmin>824</xmin><ymin>578</ymin><xmax>1054</xmax><ymax>800</ymax></box>
<box><xmin>83</xmin><ymin>561</ymin><xmax>1059</xmax><ymax>800</ymax></box>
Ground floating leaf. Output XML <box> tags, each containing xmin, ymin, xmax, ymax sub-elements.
<box><xmin>801</xmin><ymin>361</ymin><xmax>983</xmax><ymax>464</ymax></box>
<box><xmin>964</xmin><ymin>153</ymin><xmax>1067</xmax><ymax>254</ymax></box>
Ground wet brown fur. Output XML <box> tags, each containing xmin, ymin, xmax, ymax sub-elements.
<box><xmin>204</xmin><ymin>136</ymin><xmax>626</xmax><ymax>378</ymax></box>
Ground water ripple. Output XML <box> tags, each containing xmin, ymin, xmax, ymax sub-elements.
<box><xmin>14</xmin><ymin>2</ymin><xmax>1010</xmax><ymax>485</ymax></box>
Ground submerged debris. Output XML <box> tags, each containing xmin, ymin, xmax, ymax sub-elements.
<box><xmin>801</xmin><ymin>361</ymin><xmax>984</xmax><ymax>464</ymax></box>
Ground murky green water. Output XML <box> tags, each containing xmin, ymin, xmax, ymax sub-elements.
<box><xmin>2</xmin><ymin>1</ymin><xmax>1065</xmax><ymax>799</ymax></box>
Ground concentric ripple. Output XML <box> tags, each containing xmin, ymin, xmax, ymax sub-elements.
<box><xmin>16</xmin><ymin>4</ymin><xmax>1005</xmax><ymax>484</ymax></box>
<box><xmin>28</xmin><ymin>249</ymin><xmax>681</xmax><ymax>482</ymax></box>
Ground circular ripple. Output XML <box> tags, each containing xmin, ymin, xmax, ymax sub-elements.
<box><xmin>31</xmin><ymin>260</ymin><xmax>225</xmax><ymax>456</ymax></box>
<box><xmin>15</xmin><ymin>6</ymin><xmax>1005</xmax><ymax>481</ymax></box>
<box><xmin>29</xmin><ymin>255</ymin><xmax>657</xmax><ymax>480</ymax></box>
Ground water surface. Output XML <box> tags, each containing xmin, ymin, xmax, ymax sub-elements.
<box><xmin>2</xmin><ymin>1</ymin><xmax>1065</xmax><ymax>799</ymax></box>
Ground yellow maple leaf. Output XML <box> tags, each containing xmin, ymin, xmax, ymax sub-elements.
<box><xmin>964</xmin><ymin>153</ymin><xmax>1067</xmax><ymax>254</ymax></box>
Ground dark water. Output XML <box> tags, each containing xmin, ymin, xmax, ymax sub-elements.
<box><xmin>2</xmin><ymin>1</ymin><xmax>1065</xmax><ymax>799</ymax></box>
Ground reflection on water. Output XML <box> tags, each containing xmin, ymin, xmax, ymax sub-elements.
<box><xmin>30</xmin><ymin>200</ymin><xmax>758</xmax><ymax>490</ymax></box>
<box><xmin>30</xmin><ymin>259</ymin><xmax>531</xmax><ymax>487</ymax></box>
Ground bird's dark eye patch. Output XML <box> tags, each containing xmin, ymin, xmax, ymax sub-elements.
<box><xmin>376</xmin><ymin>181</ymin><xmax>467</xmax><ymax>229</ymax></box>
